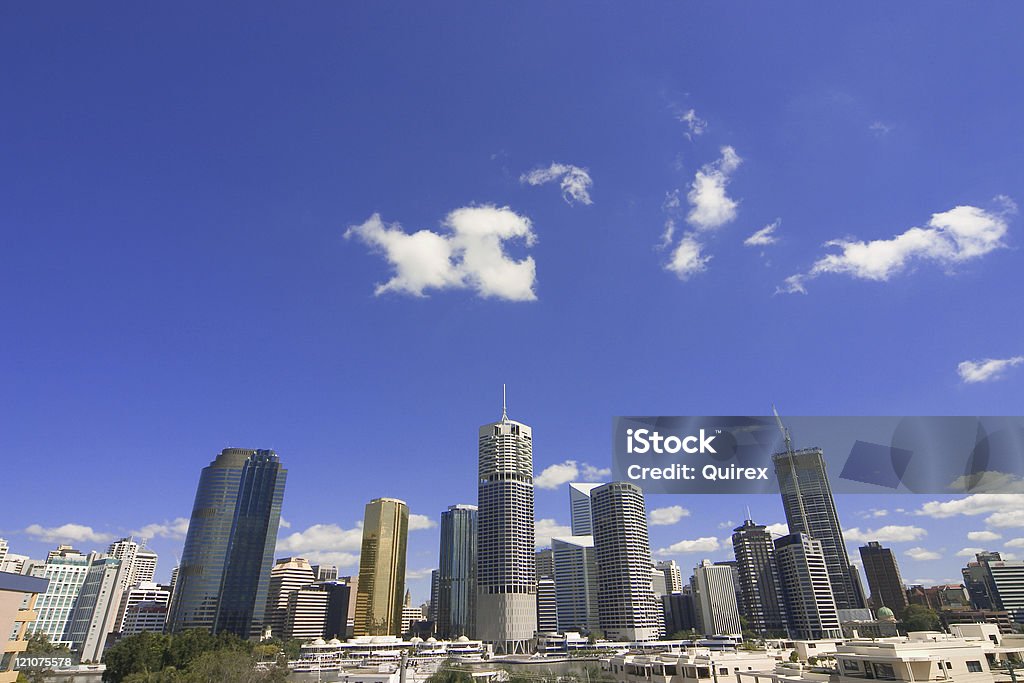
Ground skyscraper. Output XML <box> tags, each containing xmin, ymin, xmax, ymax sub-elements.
<box><xmin>166</xmin><ymin>448</ymin><xmax>287</xmax><ymax>637</ymax></box>
<box><xmin>692</xmin><ymin>560</ymin><xmax>743</xmax><ymax>636</ymax></box>
<box><xmin>569</xmin><ymin>483</ymin><xmax>601</xmax><ymax>536</ymax></box>
<box><xmin>264</xmin><ymin>557</ymin><xmax>316</xmax><ymax>639</ymax></box>
<box><xmin>773</xmin><ymin>446</ymin><xmax>862</xmax><ymax>610</ymax></box>
<box><xmin>106</xmin><ymin>538</ymin><xmax>158</xmax><ymax>590</ymax></box>
<box><xmin>551</xmin><ymin>536</ymin><xmax>599</xmax><ymax>632</ymax></box>
<box><xmin>774</xmin><ymin>533</ymin><xmax>842</xmax><ymax>640</ymax></box>
<box><xmin>731</xmin><ymin>519</ymin><xmax>787</xmax><ymax>635</ymax></box>
<box><xmin>962</xmin><ymin>553</ymin><xmax>1024</xmax><ymax>622</ymax></box>
<box><xmin>591</xmin><ymin>482</ymin><xmax>663</xmax><ymax>641</ymax></box>
<box><xmin>436</xmin><ymin>504</ymin><xmax>477</xmax><ymax>638</ymax></box>
<box><xmin>26</xmin><ymin>547</ymin><xmax>92</xmax><ymax>646</ymax></box>
<box><xmin>63</xmin><ymin>555</ymin><xmax>126</xmax><ymax>662</ymax></box>
<box><xmin>476</xmin><ymin>395</ymin><xmax>536</xmax><ymax>654</ymax></box>
<box><xmin>859</xmin><ymin>542</ymin><xmax>909</xmax><ymax>614</ymax></box>
<box><xmin>655</xmin><ymin>560</ymin><xmax>683</xmax><ymax>595</ymax></box>
<box><xmin>354</xmin><ymin>497</ymin><xmax>409</xmax><ymax>636</ymax></box>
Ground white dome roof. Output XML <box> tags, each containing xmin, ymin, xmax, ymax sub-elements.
<box><xmin>426</xmin><ymin>637</ymin><xmax>438</xmax><ymax>643</ymax></box>
<box><xmin>457</xmin><ymin>636</ymin><xmax>469</xmax><ymax>642</ymax></box>
<box><xmin>312</xmin><ymin>638</ymin><xmax>326</xmax><ymax>646</ymax></box>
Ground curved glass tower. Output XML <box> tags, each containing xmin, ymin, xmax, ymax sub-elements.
<box><xmin>167</xmin><ymin>448</ymin><xmax>287</xmax><ymax>638</ymax></box>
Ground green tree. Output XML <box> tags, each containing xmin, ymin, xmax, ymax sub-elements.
<box><xmin>427</xmin><ymin>662</ymin><xmax>474</xmax><ymax>683</ymax></box>
<box><xmin>178</xmin><ymin>650</ymin><xmax>286</xmax><ymax>683</ymax></box>
<box><xmin>103</xmin><ymin>631</ymin><xmax>172</xmax><ymax>682</ymax></box>
<box><xmin>789</xmin><ymin>651</ymin><xmax>799</xmax><ymax>663</ymax></box>
<box><xmin>901</xmin><ymin>605</ymin><xmax>942</xmax><ymax>632</ymax></box>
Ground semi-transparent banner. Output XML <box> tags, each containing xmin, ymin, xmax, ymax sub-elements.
<box><xmin>611</xmin><ymin>416</ymin><xmax>1024</xmax><ymax>494</ymax></box>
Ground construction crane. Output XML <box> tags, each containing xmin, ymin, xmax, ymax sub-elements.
<box><xmin>773</xmin><ymin>405</ymin><xmax>808</xmax><ymax>536</ymax></box>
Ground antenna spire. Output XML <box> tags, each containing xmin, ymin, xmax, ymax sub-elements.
<box><xmin>501</xmin><ymin>383</ymin><xmax>508</xmax><ymax>421</ymax></box>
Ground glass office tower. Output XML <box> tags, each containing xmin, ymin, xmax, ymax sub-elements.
<box><xmin>167</xmin><ymin>448</ymin><xmax>287</xmax><ymax>638</ymax></box>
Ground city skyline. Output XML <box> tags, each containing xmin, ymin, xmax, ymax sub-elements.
<box><xmin>3</xmin><ymin>3</ymin><xmax>1024</xmax><ymax>610</ymax></box>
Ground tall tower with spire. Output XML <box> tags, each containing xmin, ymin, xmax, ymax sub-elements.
<box><xmin>476</xmin><ymin>386</ymin><xmax>537</xmax><ymax>654</ymax></box>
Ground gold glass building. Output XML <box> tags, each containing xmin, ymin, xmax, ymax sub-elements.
<box><xmin>353</xmin><ymin>498</ymin><xmax>409</xmax><ymax>636</ymax></box>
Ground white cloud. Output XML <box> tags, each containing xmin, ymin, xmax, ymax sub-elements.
<box><xmin>766</xmin><ymin>523</ymin><xmax>789</xmax><ymax>537</ymax></box>
<box><xmin>1005</xmin><ymin>538</ymin><xmax>1024</xmax><ymax>548</ymax></box>
<box><xmin>535</xmin><ymin>518</ymin><xmax>573</xmax><ymax>548</ymax></box>
<box><xmin>535</xmin><ymin>461</ymin><xmax>607</xmax><ymax>489</ymax></box>
<box><xmin>956</xmin><ymin>547</ymin><xmax>985</xmax><ymax>558</ymax></box>
<box><xmin>345</xmin><ymin>206</ymin><xmax>537</xmax><ymax>301</ymax></box>
<box><xmin>279</xmin><ymin>518</ymin><xmax>291</xmax><ymax>529</ymax></box>
<box><xmin>535</xmin><ymin>461</ymin><xmax>580</xmax><ymax>490</ymax></box>
<box><xmin>580</xmin><ymin>464</ymin><xmax>611</xmax><ymax>481</ymax></box>
<box><xmin>25</xmin><ymin>523</ymin><xmax>115</xmax><ymax>545</ymax></box>
<box><xmin>781</xmin><ymin>203</ymin><xmax>1012</xmax><ymax>294</ymax></box>
<box><xmin>408</xmin><ymin>514</ymin><xmax>437</xmax><ymax>531</ymax></box>
<box><xmin>686</xmin><ymin>146</ymin><xmax>742</xmax><ymax>231</ymax></box>
<box><xmin>910</xmin><ymin>578</ymin><xmax>936</xmax><ymax>586</ymax></box>
<box><xmin>666</xmin><ymin>234</ymin><xmax>711</xmax><ymax>280</ymax></box>
<box><xmin>520</xmin><ymin>163</ymin><xmax>593</xmax><ymax>206</ymax></box>
<box><xmin>905</xmin><ymin>547</ymin><xmax>942</xmax><ymax>561</ymax></box>
<box><xmin>958</xmin><ymin>357</ymin><xmax>1024</xmax><ymax>384</ymax></box>
<box><xmin>277</xmin><ymin>523</ymin><xmax>364</xmax><ymax>556</ymax></box>
<box><xmin>948</xmin><ymin>472</ymin><xmax>1024</xmax><ymax>494</ymax></box>
<box><xmin>844</xmin><ymin>525</ymin><xmax>927</xmax><ymax>543</ymax></box>
<box><xmin>915</xmin><ymin>494</ymin><xmax>1024</xmax><ymax>520</ymax></box>
<box><xmin>745</xmin><ymin>220</ymin><xmax>781</xmax><ymax>247</ymax></box>
<box><xmin>987</xmin><ymin>510</ymin><xmax>1024</xmax><ymax>528</ymax></box>
<box><xmin>406</xmin><ymin>567</ymin><xmax>435</xmax><ymax>580</ymax></box>
<box><xmin>679</xmin><ymin>109</ymin><xmax>708</xmax><ymax>139</ymax></box>
<box><xmin>649</xmin><ymin>505</ymin><xmax>690</xmax><ymax>526</ymax></box>
<box><xmin>130</xmin><ymin>518</ymin><xmax>190</xmax><ymax>541</ymax></box>
<box><xmin>967</xmin><ymin>530</ymin><xmax>1002</xmax><ymax>542</ymax></box>
<box><xmin>869</xmin><ymin>121</ymin><xmax>893</xmax><ymax>137</ymax></box>
<box><xmin>656</xmin><ymin>536</ymin><xmax>721</xmax><ymax>556</ymax></box>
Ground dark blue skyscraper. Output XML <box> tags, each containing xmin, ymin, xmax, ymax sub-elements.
<box><xmin>436</xmin><ymin>504</ymin><xmax>477</xmax><ymax>638</ymax></box>
<box><xmin>167</xmin><ymin>448</ymin><xmax>287</xmax><ymax>638</ymax></box>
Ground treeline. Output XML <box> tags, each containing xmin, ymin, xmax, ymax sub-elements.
<box><xmin>102</xmin><ymin>630</ymin><xmax>296</xmax><ymax>683</ymax></box>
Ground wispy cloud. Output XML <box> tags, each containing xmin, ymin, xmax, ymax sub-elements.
<box><xmin>781</xmin><ymin>200</ymin><xmax>1014</xmax><ymax>294</ymax></box>
<box><xmin>687</xmin><ymin>146</ymin><xmax>742</xmax><ymax>232</ymax></box>
<box><xmin>869</xmin><ymin>121</ymin><xmax>893</xmax><ymax>137</ymax></box>
<box><xmin>958</xmin><ymin>357</ymin><xmax>1024</xmax><ymax>384</ymax></box>
<box><xmin>345</xmin><ymin>206</ymin><xmax>538</xmax><ymax>301</ymax></box>
<box><xmin>679</xmin><ymin>109</ymin><xmax>708</xmax><ymax>140</ymax></box>
<box><xmin>666</xmin><ymin>234</ymin><xmax>711</xmax><ymax>280</ymax></box>
<box><xmin>663</xmin><ymin>147</ymin><xmax>742</xmax><ymax>281</ymax></box>
<box><xmin>655</xmin><ymin>536</ymin><xmax>721</xmax><ymax>555</ymax></box>
<box><xmin>130</xmin><ymin>518</ymin><xmax>190</xmax><ymax>541</ymax></box>
<box><xmin>25</xmin><ymin>523</ymin><xmax>114</xmax><ymax>545</ymax></box>
<box><xmin>744</xmin><ymin>219</ymin><xmax>780</xmax><ymax>247</ymax></box>
<box><xmin>520</xmin><ymin>163</ymin><xmax>593</xmax><ymax>206</ymax></box>
<box><xmin>844</xmin><ymin>525</ymin><xmax>927</xmax><ymax>543</ymax></box>
<box><xmin>905</xmin><ymin>547</ymin><xmax>942</xmax><ymax>561</ymax></box>
<box><xmin>649</xmin><ymin>505</ymin><xmax>690</xmax><ymax>526</ymax></box>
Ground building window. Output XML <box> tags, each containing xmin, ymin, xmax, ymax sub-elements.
<box><xmin>967</xmin><ymin>661</ymin><xmax>983</xmax><ymax>673</ymax></box>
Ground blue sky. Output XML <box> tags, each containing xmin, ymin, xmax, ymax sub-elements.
<box><xmin>2</xmin><ymin>3</ymin><xmax>1024</xmax><ymax>603</ymax></box>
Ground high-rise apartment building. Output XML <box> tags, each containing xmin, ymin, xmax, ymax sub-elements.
<box><xmin>264</xmin><ymin>557</ymin><xmax>316</xmax><ymax>639</ymax></box>
<box><xmin>591</xmin><ymin>482</ymin><xmax>662</xmax><ymax>641</ymax></box>
<box><xmin>537</xmin><ymin>578</ymin><xmax>558</xmax><ymax>632</ymax></box>
<box><xmin>774</xmin><ymin>533</ymin><xmax>842</xmax><ymax>639</ymax></box>
<box><xmin>569</xmin><ymin>483</ymin><xmax>601</xmax><ymax>536</ymax></box>
<box><xmin>773</xmin><ymin>447</ymin><xmax>862</xmax><ymax>611</ymax></box>
<box><xmin>655</xmin><ymin>560</ymin><xmax>683</xmax><ymax>595</ymax></box>
<box><xmin>26</xmin><ymin>547</ymin><xmax>92</xmax><ymax>646</ymax></box>
<box><xmin>166</xmin><ymin>448</ymin><xmax>287</xmax><ymax>637</ymax></box>
<box><xmin>962</xmin><ymin>553</ymin><xmax>1024</xmax><ymax>622</ymax></box>
<box><xmin>731</xmin><ymin>519</ymin><xmax>787</xmax><ymax>635</ymax></box>
<box><xmin>64</xmin><ymin>556</ymin><xmax>126</xmax><ymax>662</ymax></box>
<box><xmin>106</xmin><ymin>538</ymin><xmax>157</xmax><ymax>590</ymax></box>
<box><xmin>284</xmin><ymin>586</ymin><xmax>330</xmax><ymax>640</ymax></box>
<box><xmin>859</xmin><ymin>541</ymin><xmax>909</xmax><ymax>614</ymax></box>
<box><xmin>436</xmin><ymin>504</ymin><xmax>477</xmax><ymax>638</ymax></box>
<box><xmin>118</xmin><ymin>582</ymin><xmax>171</xmax><ymax>635</ymax></box>
<box><xmin>551</xmin><ymin>536</ymin><xmax>599</xmax><ymax>632</ymax></box>
<box><xmin>692</xmin><ymin>560</ymin><xmax>743</xmax><ymax>636</ymax></box>
<box><xmin>311</xmin><ymin>565</ymin><xmax>339</xmax><ymax>582</ymax></box>
<box><xmin>476</xmin><ymin>398</ymin><xmax>537</xmax><ymax>654</ymax></box>
<box><xmin>354</xmin><ymin>497</ymin><xmax>409</xmax><ymax>636</ymax></box>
